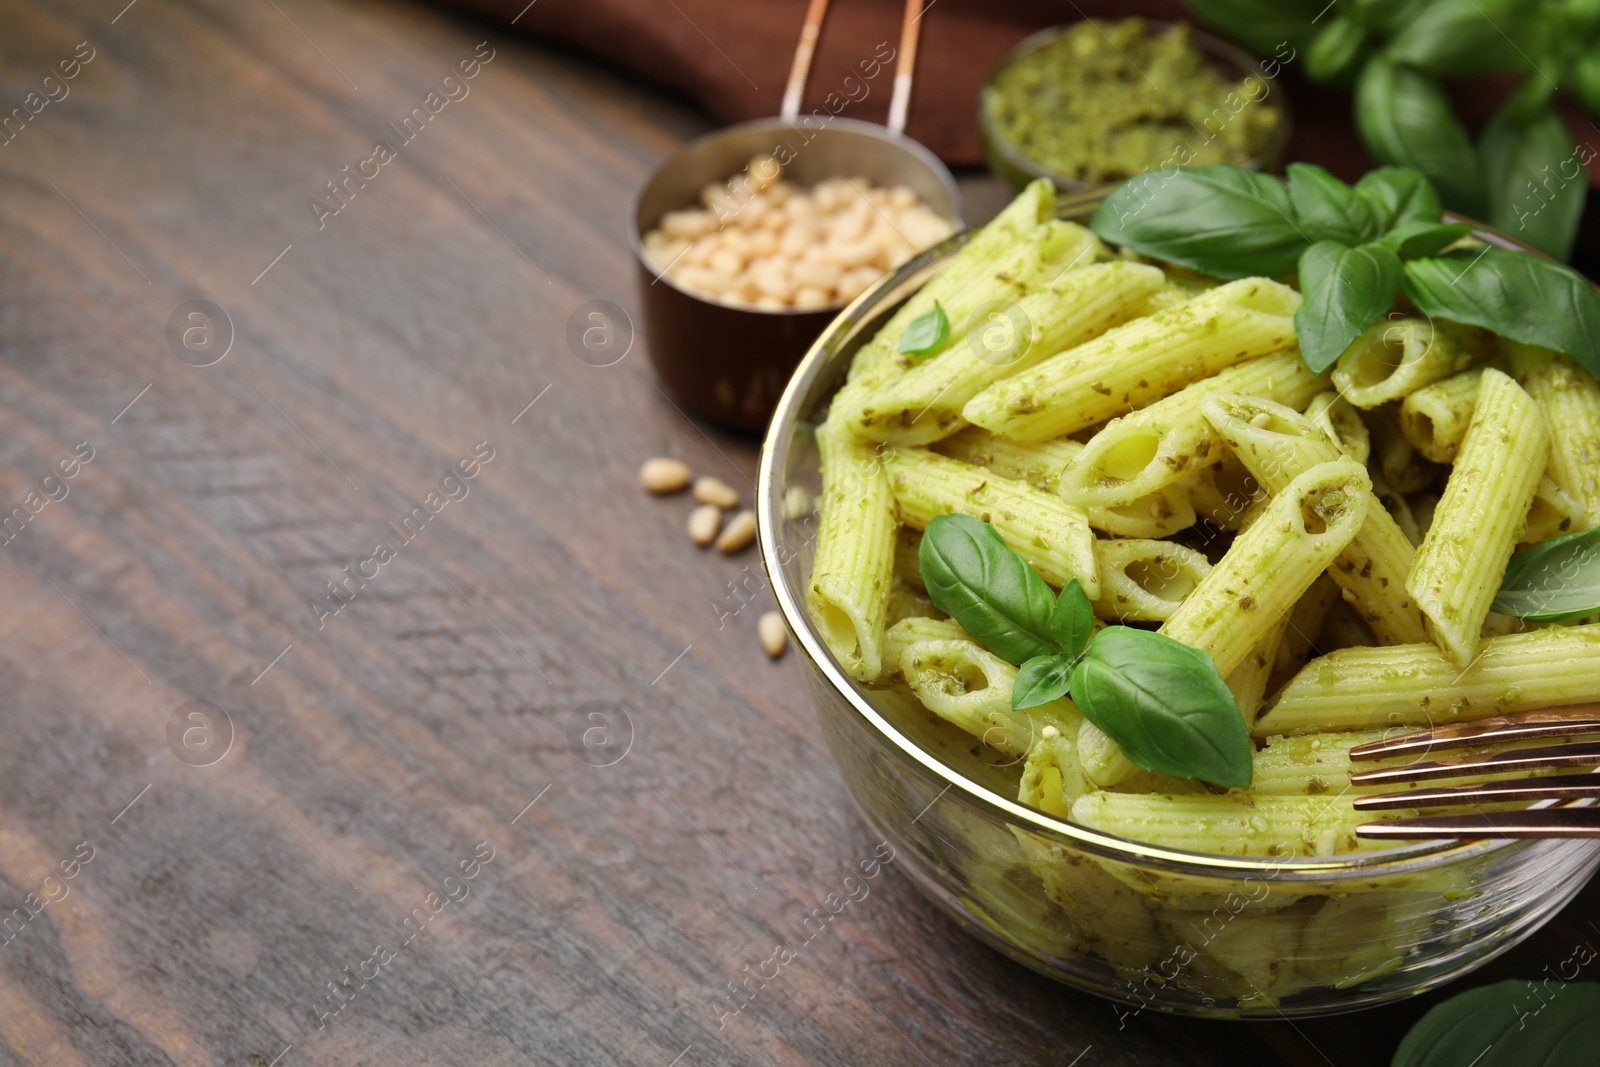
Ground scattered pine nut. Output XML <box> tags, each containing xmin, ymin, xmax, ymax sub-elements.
<box><xmin>641</xmin><ymin>457</ymin><xmax>691</xmax><ymax>493</ymax></box>
<box><xmin>1249</xmin><ymin>412</ymin><xmax>1273</xmax><ymax>429</ymax></box>
<box><xmin>1040</xmin><ymin>724</ymin><xmax>1059</xmax><ymax>740</ymax></box>
<box><xmin>687</xmin><ymin>504</ymin><xmax>722</xmax><ymax>547</ymax></box>
<box><xmin>694</xmin><ymin>476</ymin><xmax>740</xmax><ymax>509</ymax></box>
<box><xmin>758</xmin><ymin>611</ymin><xmax>788</xmax><ymax>659</ymax></box>
<box><xmin>782</xmin><ymin>485</ymin><xmax>813</xmax><ymax>520</ymax></box>
<box><xmin>716</xmin><ymin>509</ymin><xmax>758</xmax><ymax>553</ymax></box>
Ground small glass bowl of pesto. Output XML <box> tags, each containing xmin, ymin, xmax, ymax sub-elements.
<box><xmin>980</xmin><ymin>18</ymin><xmax>1292</xmax><ymax>193</ymax></box>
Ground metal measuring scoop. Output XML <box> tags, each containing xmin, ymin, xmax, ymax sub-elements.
<box><xmin>630</xmin><ymin>0</ymin><xmax>961</xmax><ymax>431</ymax></box>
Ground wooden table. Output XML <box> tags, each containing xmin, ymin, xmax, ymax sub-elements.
<box><xmin>0</xmin><ymin>1</ymin><xmax>1594</xmax><ymax>1064</ymax></box>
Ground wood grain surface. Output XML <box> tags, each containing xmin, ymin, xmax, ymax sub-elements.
<box><xmin>0</xmin><ymin>1</ymin><xmax>1594</xmax><ymax>1065</ymax></box>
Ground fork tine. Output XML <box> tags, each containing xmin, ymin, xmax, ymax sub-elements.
<box><xmin>1352</xmin><ymin>773</ymin><xmax>1600</xmax><ymax>811</ymax></box>
<box><xmin>1347</xmin><ymin>740</ymin><xmax>1600</xmax><ymax>785</ymax></box>
<box><xmin>1357</xmin><ymin>809</ymin><xmax>1600</xmax><ymax>839</ymax></box>
<box><xmin>1347</xmin><ymin>704</ymin><xmax>1600</xmax><ymax>761</ymax></box>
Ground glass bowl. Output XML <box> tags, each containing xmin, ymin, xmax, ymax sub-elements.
<box><xmin>979</xmin><ymin>20</ymin><xmax>1293</xmax><ymax>194</ymax></box>
<box><xmin>755</xmin><ymin>191</ymin><xmax>1600</xmax><ymax>1019</ymax></box>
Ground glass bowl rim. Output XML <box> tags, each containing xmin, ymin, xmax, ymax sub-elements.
<box><xmin>978</xmin><ymin>18</ymin><xmax>1294</xmax><ymax>193</ymax></box>
<box><xmin>756</xmin><ymin>189</ymin><xmax>1588</xmax><ymax>883</ymax></box>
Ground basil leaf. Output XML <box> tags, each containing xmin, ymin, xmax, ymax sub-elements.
<box><xmin>1068</xmin><ymin>628</ymin><xmax>1252</xmax><ymax>789</ymax></box>
<box><xmin>1492</xmin><ymin>526</ymin><xmax>1600</xmax><ymax>622</ymax></box>
<box><xmin>1051</xmin><ymin>578</ymin><xmax>1096</xmax><ymax>662</ymax></box>
<box><xmin>1377</xmin><ymin>220</ymin><xmax>1474</xmax><ymax>260</ymax></box>
<box><xmin>1295</xmin><ymin>240</ymin><xmax>1403</xmax><ymax>373</ymax></box>
<box><xmin>1287</xmin><ymin>163</ymin><xmax>1379</xmax><ymax>245</ymax></box>
<box><xmin>1303</xmin><ymin>15</ymin><xmax>1368</xmax><ymax>87</ymax></box>
<box><xmin>1565</xmin><ymin>0</ymin><xmax>1600</xmax><ymax>37</ymax></box>
<box><xmin>1355</xmin><ymin>59</ymin><xmax>1486</xmax><ymax>217</ymax></box>
<box><xmin>1393</xmin><ymin>980</ymin><xmax>1600</xmax><ymax>1067</ymax></box>
<box><xmin>1354</xmin><ymin>167</ymin><xmax>1443</xmax><ymax>231</ymax></box>
<box><xmin>1572</xmin><ymin>49</ymin><xmax>1600</xmax><ymax>116</ymax></box>
<box><xmin>1402</xmin><ymin>248</ymin><xmax>1600</xmax><ymax>378</ymax></box>
<box><xmin>1480</xmin><ymin>101</ymin><xmax>1585</xmax><ymax>261</ymax></box>
<box><xmin>1384</xmin><ymin>0</ymin><xmax>1532</xmax><ymax>76</ymax></box>
<box><xmin>1181</xmin><ymin>0</ymin><xmax>1322</xmax><ymax>57</ymax></box>
<box><xmin>918</xmin><ymin>513</ymin><xmax>1059</xmax><ymax>666</ymax></box>
<box><xmin>1353</xmin><ymin>0</ymin><xmax>1431</xmax><ymax>36</ymax></box>
<box><xmin>898</xmin><ymin>300</ymin><xmax>949</xmax><ymax>356</ymax></box>
<box><xmin>1012</xmin><ymin>654</ymin><xmax>1074</xmax><ymax>711</ymax></box>
<box><xmin>1090</xmin><ymin>165</ymin><xmax>1308</xmax><ymax>280</ymax></box>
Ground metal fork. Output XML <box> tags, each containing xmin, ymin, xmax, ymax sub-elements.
<box><xmin>1348</xmin><ymin>704</ymin><xmax>1600</xmax><ymax>839</ymax></box>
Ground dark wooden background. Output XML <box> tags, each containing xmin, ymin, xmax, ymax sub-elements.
<box><xmin>0</xmin><ymin>1</ymin><xmax>1594</xmax><ymax>1065</ymax></box>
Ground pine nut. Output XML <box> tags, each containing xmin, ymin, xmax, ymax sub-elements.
<box><xmin>687</xmin><ymin>504</ymin><xmax>721</xmax><ymax>546</ymax></box>
<box><xmin>758</xmin><ymin>611</ymin><xmax>788</xmax><ymax>659</ymax></box>
<box><xmin>782</xmin><ymin>485</ymin><xmax>813</xmax><ymax>520</ymax></box>
<box><xmin>716</xmin><ymin>509</ymin><xmax>757</xmax><ymax>553</ymax></box>
<box><xmin>694</xmin><ymin>476</ymin><xmax>740</xmax><ymax>508</ymax></box>
<box><xmin>640</xmin><ymin>457</ymin><xmax>691</xmax><ymax>493</ymax></box>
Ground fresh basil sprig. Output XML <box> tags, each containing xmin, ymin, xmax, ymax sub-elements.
<box><xmin>1068</xmin><ymin>628</ymin><xmax>1253</xmax><ymax>789</ymax></box>
<box><xmin>898</xmin><ymin>300</ymin><xmax>949</xmax><ymax>356</ymax></box>
<box><xmin>1184</xmin><ymin>0</ymin><xmax>1600</xmax><ymax>259</ymax></box>
<box><xmin>1480</xmin><ymin>99</ymin><xmax>1586</xmax><ymax>262</ymax></box>
<box><xmin>1393</xmin><ymin>979</ymin><xmax>1600</xmax><ymax>1067</ymax></box>
<box><xmin>1492</xmin><ymin>526</ymin><xmax>1600</xmax><ymax>622</ymax></box>
<box><xmin>1402</xmin><ymin>248</ymin><xmax>1600</xmax><ymax>366</ymax></box>
<box><xmin>918</xmin><ymin>514</ymin><xmax>1252</xmax><ymax>789</ymax></box>
<box><xmin>1090</xmin><ymin>163</ymin><xmax>1600</xmax><ymax>378</ymax></box>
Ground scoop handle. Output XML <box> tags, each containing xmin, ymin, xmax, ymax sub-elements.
<box><xmin>781</xmin><ymin>0</ymin><xmax>926</xmax><ymax>135</ymax></box>
<box><xmin>886</xmin><ymin>0</ymin><xmax>924</xmax><ymax>135</ymax></box>
<box><xmin>780</xmin><ymin>0</ymin><xmax>833</xmax><ymax>121</ymax></box>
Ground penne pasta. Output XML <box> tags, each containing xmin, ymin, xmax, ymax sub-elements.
<box><xmin>961</xmin><ymin>278</ymin><xmax>1302</xmax><ymax>441</ymax></box>
<box><xmin>1018</xmin><ymin>730</ymin><xmax>1092</xmax><ymax>819</ymax></box>
<box><xmin>1202</xmin><ymin>394</ymin><xmax>1427</xmax><ymax>645</ymax></box>
<box><xmin>1303</xmin><ymin>391</ymin><xmax>1371</xmax><ymax>464</ymax></box>
<box><xmin>1227</xmin><ymin>617</ymin><xmax>1289</xmax><ymax>723</ymax></box>
<box><xmin>932</xmin><ymin>425</ymin><xmax>1083</xmax><ymax>489</ymax></box>
<box><xmin>1250</xmin><ymin>731</ymin><xmax>1388</xmax><ymax>796</ymax></box>
<box><xmin>884</xmin><ymin>447</ymin><xmax>1101</xmax><ymax>596</ymax></box>
<box><xmin>1524</xmin><ymin>477</ymin><xmax>1585</xmax><ymax>546</ymax></box>
<box><xmin>1077</xmin><ymin>719</ymin><xmax>1137</xmax><ymax>788</ymax></box>
<box><xmin>1397</xmin><ymin>365</ymin><xmax>1487</xmax><ymax>463</ymax></box>
<box><xmin>1183</xmin><ymin>453</ymin><xmax>1267</xmax><ymax>532</ymax></box>
<box><xmin>1160</xmin><ymin>458</ymin><xmax>1371</xmax><ymax>676</ymax></box>
<box><xmin>1332</xmin><ymin>318</ymin><xmax>1485</xmax><ymax>408</ymax></box>
<box><xmin>900</xmin><ymin>639</ymin><xmax>1081</xmax><ymax>755</ymax></box>
<box><xmin>845</xmin><ymin>179</ymin><xmax>1061</xmax><ymax>384</ymax></box>
<box><xmin>1083</xmin><ymin>485</ymin><xmax>1198</xmax><ymax>539</ymax></box>
<box><xmin>1255</xmin><ymin>624</ymin><xmax>1600</xmax><ymax>737</ymax></box>
<box><xmin>800</xmin><ymin>175</ymin><xmax>1600</xmax><ymax>887</ymax></box>
<box><xmin>806</xmin><ymin>423</ymin><xmax>900</xmax><ymax>681</ymax></box>
<box><xmin>1509</xmin><ymin>343</ymin><xmax>1600</xmax><ymax>528</ymax></box>
<box><xmin>882</xmin><ymin>616</ymin><xmax>969</xmax><ymax>678</ymax></box>
<box><xmin>933</xmin><ymin>426</ymin><xmax>1198</xmax><ymax>538</ymax></box>
<box><xmin>1092</xmin><ymin>537</ymin><xmax>1212</xmax><ymax>623</ymax></box>
<box><xmin>1058</xmin><ymin>352</ymin><xmax>1327</xmax><ymax>509</ymax></box>
<box><xmin>1070</xmin><ymin>791</ymin><xmax>1390</xmax><ymax>858</ymax></box>
<box><xmin>846</xmin><ymin>261</ymin><xmax>1166</xmax><ymax>444</ymax></box>
<box><xmin>1406</xmin><ymin>369</ymin><xmax>1551</xmax><ymax>665</ymax></box>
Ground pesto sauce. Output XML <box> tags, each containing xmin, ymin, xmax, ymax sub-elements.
<box><xmin>985</xmin><ymin>19</ymin><xmax>1278</xmax><ymax>183</ymax></box>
